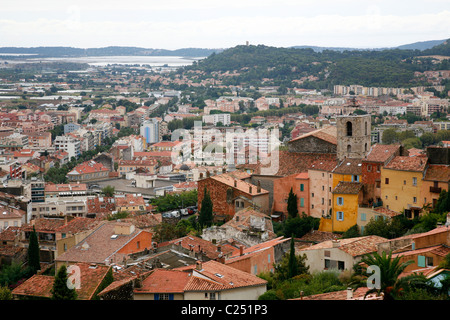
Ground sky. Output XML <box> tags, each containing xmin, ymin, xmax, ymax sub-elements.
<box><xmin>1</xmin><ymin>0</ymin><xmax>449</xmax><ymax>50</ymax></box>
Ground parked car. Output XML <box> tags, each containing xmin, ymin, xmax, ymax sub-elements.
<box><xmin>180</xmin><ymin>208</ymin><xmax>189</xmax><ymax>216</ymax></box>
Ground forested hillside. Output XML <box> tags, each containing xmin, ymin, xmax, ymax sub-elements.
<box><xmin>183</xmin><ymin>40</ymin><xmax>450</xmax><ymax>89</ymax></box>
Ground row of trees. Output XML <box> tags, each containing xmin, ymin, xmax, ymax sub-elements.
<box><xmin>382</xmin><ymin>128</ymin><xmax>450</xmax><ymax>149</ymax></box>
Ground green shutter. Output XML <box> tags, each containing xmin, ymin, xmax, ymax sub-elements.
<box><xmin>418</xmin><ymin>255</ymin><xmax>426</xmax><ymax>267</ymax></box>
<box><xmin>300</xmin><ymin>184</ymin><xmax>304</xmax><ymax>191</ymax></box>
<box><xmin>361</xmin><ymin>213</ymin><xmax>366</xmax><ymax>221</ymax></box>
<box><xmin>300</xmin><ymin>198</ymin><xmax>304</xmax><ymax>207</ymax></box>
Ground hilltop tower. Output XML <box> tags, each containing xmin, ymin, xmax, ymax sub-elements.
<box><xmin>336</xmin><ymin>114</ymin><xmax>371</xmax><ymax>161</ymax></box>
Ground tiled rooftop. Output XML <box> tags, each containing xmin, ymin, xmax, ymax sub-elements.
<box><xmin>333</xmin><ymin>158</ymin><xmax>363</xmax><ymax>175</ymax></box>
<box><xmin>384</xmin><ymin>156</ymin><xmax>428</xmax><ymax>172</ymax></box>
<box><xmin>332</xmin><ymin>181</ymin><xmax>363</xmax><ymax>194</ymax></box>
<box><xmin>365</xmin><ymin>143</ymin><xmax>400</xmax><ymax>163</ymax></box>
<box><xmin>424</xmin><ymin>164</ymin><xmax>450</xmax><ymax>182</ymax></box>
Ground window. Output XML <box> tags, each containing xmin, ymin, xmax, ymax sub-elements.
<box><xmin>413</xmin><ymin>177</ymin><xmax>417</xmax><ymax>186</ymax></box>
<box><xmin>336</xmin><ymin>211</ymin><xmax>344</xmax><ymax>221</ymax></box>
<box><xmin>321</xmin><ymin>198</ymin><xmax>324</xmax><ymax>205</ymax></box>
<box><xmin>155</xmin><ymin>293</ymin><xmax>172</xmax><ymax>300</ymax></box>
<box><xmin>346</xmin><ymin>121</ymin><xmax>353</xmax><ymax>136</ymax></box>
<box><xmin>337</xmin><ymin>197</ymin><xmax>344</xmax><ymax>206</ymax></box>
<box><xmin>300</xmin><ymin>198</ymin><xmax>304</xmax><ymax>207</ymax></box>
<box><xmin>338</xmin><ymin>261</ymin><xmax>345</xmax><ymax>270</ymax></box>
<box><xmin>352</xmin><ymin>175</ymin><xmax>359</xmax><ymax>182</ymax></box>
<box><xmin>300</xmin><ymin>184</ymin><xmax>304</xmax><ymax>191</ymax></box>
<box><xmin>367</xmin><ymin>165</ymin><xmax>372</xmax><ymax>172</ymax></box>
<box><xmin>347</xmin><ymin>145</ymin><xmax>352</xmax><ymax>153</ymax></box>
<box><xmin>413</xmin><ymin>197</ymin><xmax>417</xmax><ymax>203</ymax></box>
<box><xmin>361</xmin><ymin>213</ymin><xmax>366</xmax><ymax>221</ymax></box>
<box><xmin>311</xmin><ymin>193</ymin><xmax>314</xmax><ymax>198</ymax></box>
<box><xmin>324</xmin><ymin>250</ymin><xmax>330</xmax><ymax>257</ymax></box>
<box><xmin>385</xmin><ymin>178</ymin><xmax>389</xmax><ymax>184</ymax></box>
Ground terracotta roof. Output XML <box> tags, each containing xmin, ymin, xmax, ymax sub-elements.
<box><xmin>300</xmin><ymin>235</ymin><xmax>388</xmax><ymax>257</ymax></box>
<box><xmin>392</xmin><ymin>245</ymin><xmax>450</xmax><ymax>259</ymax></box>
<box><xmin>308</xmin><ymin>159</ymin><xmax>338</xmax><ymax>172</ymax></box>
<box><xmin>333</xmin><ymin>158</ymin><xmax>363</xmax><ymax>175</ymax></box>
<box><xmin>424</xmin><ymin>164</ymin><xmax>450</xmax><ymax>182</ymax></box>
<box><xmin>373</xmin><ymin>207</ymin><xmax>402</xmax><ymax>218</ymax></box>
<box><xmin>332</xmin><ymin>181</ymin><xmax>363</xmax><ymax>195</ymax></box>
<box><xmin>210</xmin><ymin>173</ymin><xmax>268</xmax><ymax>196</ymax></box>
<box><xmin>21</xmin><ymin>218</ymin><xmax>66</xmax><ymax>233</ymax></box>
<box><xmin>226</xmin><ymin>236</ymin><xmax>289</xmax><ymax>263</ymax></box>
<box><xmin>137</xmin><ymin>269</ymin><xmax>191</xmax><ymax>293</ymax></box>
<box><xmin>390</xmin><ymin>226</ymin><xmax>450</xmax><ymax>242</ymax></box>
<box><xmin>256</xmin><ymin>151</ymin><xmax>337</xmax><ymax>177</ymax></box>
<box><xmin>298</xmin><ymin>230</ymin><xmax>341</xmax><ymax>244</ymax></box>
<box><xmin>11</xmin><ymin>275</ymin><xmax>54</xmax><ymax>299</ymax></box>
<box><xmin>160</xmin><ymin>235</ymin><xmax>234</xmax><ymax>260</ymax></box>
<box><xmin>55</xmin><ymin>221</ymin><xmax>147</xmax><ymax>265</ymax></box>
<box><xmin>365</xmin><ymin>143</ymin><xmax>400</xmax><ymax>163</ymax></box>
<box><xmin>221</xmin><ymin>207</ymin><xmax>275</xmax><ymax>235</ymax></box>
<box><xmin>0</xmin><ymin>226</ymin><xmax>21</xmax><ymax>241</ymax></box>
<box><xmin>114</xmin><ymin>194</ymin><xmax>146</xmax><ymax>208</ymax></box>
<box><xmin>56</xmin><ymin>217</ymin><xmax>104</xmax><ymax>234</ymax></box>
<box><xmin>69</xmin><ymin>160</ymin><xmax>109</xmax><ymax>175</ymax></box>
<box><xmin>384</xmin><ymin>156</ymin><xmax>428</xmax><ymax>172</ymax></box>
<box><xmin>289</xmin><ymin>125</ymin><xmax>337</xmax><ymax>145</ymax></box>
<box><xmin>45</xmin><ymin>183</ymin><xmax>87</xmax><ymax>193</ymax></box>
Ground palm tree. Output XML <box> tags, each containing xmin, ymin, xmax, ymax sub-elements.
<box><xmin>354</xmin><ymin>251</ymin><xmax>414</xmax><ymax>300</ymax></box>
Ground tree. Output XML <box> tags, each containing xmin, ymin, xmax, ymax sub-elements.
<box><xmin>102</xmin><ymin>185</ymin><xmax>115</xmax><ymax>197</ymax></box>
<box><xmin>51</xmin><ymin>265</ymin><xmax>77</xmax><ymax>300</ymax></box>
<box><xmin>381</xmin><ymin>128</ymin><xmax>399</xmax><ymax>144</ymax></box>
<box><xmin>27</xmin><ymin>226</ymin><xmax>40</xmax><ymax>275</ymax></box>
<box><xmin>288</xmin><ymin>236</ymin><xmax>298</xmax><ymax>279</ymax></box>
<box><xmin>0</xmin><ymin>286</ymin><xmax>12</xmax><ymax>300</ymax></box>
<box><xmin>199</xmin><ymin>187</ymin><xmax>213</xmax><ymax>228</ymax></box>
<box><xmin>356</xmin><ymin>251</ymin><xmax>414</xmax><ymax>300</ymax></box>
<box><xmin>287</xmin><ymin>187</ymin><xmax>298</xmax><ymax>219</ymax></box>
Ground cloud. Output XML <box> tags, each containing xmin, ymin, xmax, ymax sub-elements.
<box><xmin>0</xmin><ymin>5</ymin><xmax>449</xmax><ymax>48</ymax></box>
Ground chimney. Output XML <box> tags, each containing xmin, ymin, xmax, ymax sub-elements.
<box><xmin>206</xmin><ymin>170</ymin><xmax>210</xmax><ymax>177</ymax></box>
<box><xmin>257</xmin><ymin>180</ymin><xmax>261</xmax><ymax>193</ymax></box>
<box><xmin>222</xmin><ymin>168</ymin><xmax>226</xmax><ymax>173</ymax></box>
<box><xmin>217</xmin><ymin>245</ymin><xmax>221</xmax><ymax>252</ymax></box>
<box><xmin>249</xmin><ymin>186</ymin><xmax>252</xmax><ymax>193</ymax></box>
<box><xmin>196</xmin><ymin>260</ymin><xmax>202</xmax><ymax>271</ymax></box>
<box><xmin>239</xmin><ymin>245</ymin><xmax>244</xmax><ymax>256</ymax></box>
<box><xmin>346</xmin><ymin>288</ymin><xmax>353</xmax><ymax>300</ymax></box>
<box><xmin>234</xmin><ymin>180</ymin><xmax>237</xmax><ymax>188</ymax></box>
<box><xmin>332</xmin><ymin>240</ymin><xmax>340</xmax><ymax>248</ymax></box>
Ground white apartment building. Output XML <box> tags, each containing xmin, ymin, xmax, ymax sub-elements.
<box><xmin>54</xmin><ymin>136</ymin><xmax>81</xmax><ymax>159</ymax></box>
<box><xmin>140</xmin><ymin>119</ymin><xmax>160</xmax><ymax>145</ymax></box>
<box><xmin>202</xmin><ymin>113</ymin><xmax>231</xmax><ymax>126</ymax></box>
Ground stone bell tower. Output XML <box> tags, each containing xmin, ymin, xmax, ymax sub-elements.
<box><xmin>336</xmin><ymin>114</ymin><xmax>371</xmax><ymax>161</ymax></box>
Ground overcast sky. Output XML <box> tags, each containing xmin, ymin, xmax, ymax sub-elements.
<box><xmin>1</xmin><ymin>0</ymin><xmax>449</xmax><ymax>49</ymax></box>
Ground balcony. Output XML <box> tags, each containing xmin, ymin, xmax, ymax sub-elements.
<box><xmin>430</xmin><ymin>186</ymin><xmax>442</xmax><ymax>194</ymax></box>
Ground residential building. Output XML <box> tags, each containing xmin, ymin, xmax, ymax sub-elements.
<box><xmin>67</xmin><ymin>160</ymin><xmax>110</xmax><ymax>183</ymax></box>
<box><xmin>55</xmin><ymin>221</ymin><xmax>153</xmax><ymax>269</ymax></box>
<box><xmin>361</xmin><ymin>143</ymin><xmax>401</xmax><ymax>206</ymax></box>
<box><xmin>225</xmin><ymin>236</ymin><xmax>290</xmax><ymax>275</ymax></box>
<box><xmin>140</xmin><ymin>118</ymin><xmax>160</xmax><ymax>145</ymax></box>
<box><xmin>201</xmin><ymin>207</ymin><xmax>277</xmax><ymax>247</ymax></box>
<box><xmin>133</xmin><ymin>260</ymin><xmax>267</xmax><ymax>300</ymax></box>
<box><xmin>307</xmin><ymin>160</ymin><xmax>337</xmax><ymax>219</ymax></box>
<box><xmin>319</xmin><ymin>181</ymin><xmax>363</xmax><ymax>233</ymax></box>
<box><xmin>12</xmin><ymin>263</ymin><xmax>112</xmax><ymax>300</ymax></box>
<box><xmin>202</xmin><ymin>113</ymin><xmax>231</xmax><ymax>126</ymax></box>
<box><xmin>54</xmin><ymin>135</ymin><xmax>81</xmax><ymax>159</ymax></box>
<box><xmin>272</xmin><ymin>172</ymin><xmax>310</xmax><ymax>220</ymax></box>
<box><xmin>299</xmin><ymin>235</ymin><xmax>388</xmax><ymax>273</ymax></box>
<box><xmin>114</xmin><ymin>194</ymin><xmax>146</xmax><ymax>214</ymax></box>
<box><xmin>197</xmin><ymin>172</ymin><xmax>270</xmax><ymax>221</ymax></box>
<box><xmin>380</xmin><ymin>155</ymin><xmax>428</xmax><ymax>217</ymax></box>
<box><xmin>420</xmin><ymin>164</ymin><xmax>450</xmax><ymax>209</ymax></box>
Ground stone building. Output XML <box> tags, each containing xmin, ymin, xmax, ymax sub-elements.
<box><xmin>336</xmin><ymin>114</ymin><xmax>371</xmax><ymax>161</ymax></box>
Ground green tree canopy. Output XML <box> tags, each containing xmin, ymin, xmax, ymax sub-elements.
<box><xmin>51</xmin><ymin>265</ymin><xmax>77</xmax><ymax>300</ymax></box>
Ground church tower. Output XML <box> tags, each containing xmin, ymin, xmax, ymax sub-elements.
<box><xmin>336</xmin><ymin>114</ymin><xmax>371</xmax><ymax>161</ymax></box>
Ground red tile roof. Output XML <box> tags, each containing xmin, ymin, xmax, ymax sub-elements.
<box><xmin>424</xmin><ymin>164</ymin><xmax>450</xmax><ymax>182</ymax></box>
<box><xmin>70</xmin><ymin>160</ymin><xmax>109</xmax><ymax>175</ymax></box>
<box><xmin>365</xmin><ymin>143</ymin><xmax>400</xmax><ymax>163</ymax></box>
<box><xmin>384</xmin><ymin>156</ymin><xmax>428</xmax><ymax>172</ymax></box>
<box><xmin>332</xmin><ymin>181</ymin><xmax>363</xmax><ymax>195</ymax></box>
<box><xmin>11</xmin><ymin>275</ymin><xmax>54</xmax><ymax>299</ymax></box>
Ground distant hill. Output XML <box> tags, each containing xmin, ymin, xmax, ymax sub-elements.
<box><xmin>291</xmin><ymin>39</ymin><xmax>448</xmax><ymax>52</ymax></box>
<box><xmin>0</xmin><ymin>46</ymin><xmax>224</xmax><ymax>58</ymax></box>
<box><xmin>182</xmin><ymin>38</ymin><xmax>450</xmax><ymax>89</ymax></box>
